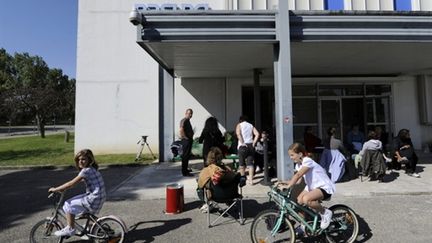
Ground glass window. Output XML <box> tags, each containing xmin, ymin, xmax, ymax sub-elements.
<box><xmin>292</xmin><ymin>85</ymin><xmax>316</xmax><ymax>97</ymax></box>
<box><xmin>293</xmin><ymin>98</ymin><xmax>317</xmax><ymax>123</ymax></box>
<box><xmin>394</xmin><ymin>0</ymin><xmax>411</xmax><ymax>10</ymax></box>
<box><xmin>366</xmin><ymin>97</ymin><xmax>389</xmax><ymax>123</ymax></box>
<box><xmin>366</xmin><ymin>85</ymin><xmax>391</xmax><ymax>96</ymax></box>
<box><xmin>325</xmin><ymin>0</ymin><xmax>344</xmax><ymax>10</ymax></box>
<box><xmin>319</xmin><ymin>85</ymin><xmax>363</xmax><ymax>96</ymax></box>
<box><xmin>319</xmin><ymin>85</ymin><xmax>343</xmax><ymax>96</ymax></box>
<box><xmin>343</xmin><ymin>85</ymin><xmax>363</xmax><ymax>96</ymax></box>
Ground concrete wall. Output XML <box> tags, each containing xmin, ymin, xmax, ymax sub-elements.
<box><xmin>393</xmin><ymin>78</ymin><xmax>422</xmax><ymax>149</ymax></box>
<box><xmin>174</xmin><ymin>78</ymin><xmax>227</xmax><ymax>139</ymax></box>
<box><xmin>76</xmin><ymin>0</ymin><xmax>225</xmax><ymax>154</ymax></box>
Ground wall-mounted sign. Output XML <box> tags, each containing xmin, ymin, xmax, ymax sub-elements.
<box><xmin>135</xmin><ymin>3</ymin><xmax>210</xmax><ymax>11</ymax></box>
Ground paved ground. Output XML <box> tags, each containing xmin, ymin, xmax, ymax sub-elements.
<box><xmin>111</xmin><ymin>157</ymin><xmax>432</xmax><ymax>201</ymax></box>
<box><xmin>1</xmin><ymin>154</ymin><xmax>432</xmax><ymax>242</ymax></box>
<box><xmin>0</xmin><ymin>125</ymin><xmax>73</xmax><ymax>138</ymax></box>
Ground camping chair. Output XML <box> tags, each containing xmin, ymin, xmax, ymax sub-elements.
<box><xmin>360</xmin><ymin>150</ymin><xmax>387</xmax><ymax>182</ymax></box>
<box><xmin>203</xmin><ymin>180</ymin><xmax>244</xmax><ymax>227</ymax></box>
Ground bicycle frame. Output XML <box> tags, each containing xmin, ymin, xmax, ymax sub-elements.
<box><xmin>268</xmin><ymin>187</ymin><xmax>325</xmax><ymax>236</ymax></box>
<box><xmin>45</xmin><ymin>192</ymin><xmax>122</xmax><ymax>240</ymax></box>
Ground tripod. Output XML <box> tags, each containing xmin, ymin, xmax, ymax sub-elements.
<box><xmin>135</xmin><ymin>135</ymin><xmax>156</xmax><ymax>161</ymax></box>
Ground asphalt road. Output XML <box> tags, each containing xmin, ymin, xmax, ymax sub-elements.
<box><xmin>1</xmin><ymin>167</ymin><xmax>432</xmax><ymax>243</ymax></box>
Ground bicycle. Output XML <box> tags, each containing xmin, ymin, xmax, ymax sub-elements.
<box><xmin>29</xmin><ymin>191</ymin><xmax>127</xmax><ymax>243</ymax></box>
<box><xmin>250</xmin><ymin>186</ymin><xmax>359</xmax><ymax>243</ymax></box>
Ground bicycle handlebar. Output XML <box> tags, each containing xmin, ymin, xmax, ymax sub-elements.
<box><xmin>48</xmin><ymin>191</ymin><xmax>63</xmax><ymax>199</ymax></box>
<box><xmin>269</xmin><ymin>185</ymin><xmax>292</xmax><ymax>199</ymax></box>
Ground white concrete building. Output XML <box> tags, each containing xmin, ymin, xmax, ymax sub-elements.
<box><xmin>76</xmin><ymin>0</ymin><xmax>432</xmax><ymax>178</ymax></box>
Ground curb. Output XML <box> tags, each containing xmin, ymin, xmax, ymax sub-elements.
<box><xmin>0</xmin><ymin>162</ymin><xmax>152</xmax><ymax>170</ymax></box>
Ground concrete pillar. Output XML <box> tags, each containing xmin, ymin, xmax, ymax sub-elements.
<box><xmin>159</xmin><ymin>66</ymin><xmax>175</xmax><ymax>162</ymax></box>
<box><xmin>274</xmin><ymin>0</ymin><xmax>294</xmax><ymax>180</ymax></box>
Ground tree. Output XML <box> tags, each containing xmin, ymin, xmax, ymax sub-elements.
<box><xmin>0</xmin><ymin>49</ymin><xmax>17</xmax><ymax>125</ymax></box>
<box><xmin>0</xmin><ymin>49</ymin><xmax>75</xmax><ymax>138</ymax></box>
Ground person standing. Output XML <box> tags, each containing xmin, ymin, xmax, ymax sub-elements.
<box><xmin>180</xmin><ymin>108</ymin><xmax>194</xmax><ymax>176</ymax></box>
<box><xmin>236</xmin><ymin>115</ymin><xmax>259</xmax><ymax>185</ymax></box>
<box><xmin>199</xmin><ymin>116</ymin><xmax>224</xmax><ymax>167</ymax></box>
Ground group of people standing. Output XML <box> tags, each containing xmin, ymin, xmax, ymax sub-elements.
<box><xmin>178</xmin><ymin>108</ymin><xmax>267</xmax><ymax>184</ymax></box>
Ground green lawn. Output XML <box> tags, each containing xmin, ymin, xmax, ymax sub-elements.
<box><xmin>0</xmin><ymin>133</ymin><xmax>155</xmax><ymax>167</ymax></box>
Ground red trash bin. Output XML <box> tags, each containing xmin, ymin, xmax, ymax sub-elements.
<box><xmin>165</xmin><ymin>183</ymin><xmax>184</xmax><ymax>214</ymax></box>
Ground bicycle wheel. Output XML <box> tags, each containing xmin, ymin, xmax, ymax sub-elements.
<box><xmin>250</xmin><ymin>209</ymin><xmax>295</xmax><ymax>243</ymax></box>
<box><xmin>91</xmin><ymin>217</ymin><xmax>126</xmax><ymax>243</ymax></box>
<box><xmin>325</xmin><ymin>205</ymin><xmax>359</xmax><ymax>243</ymax></box>
<box><xmin>29</xmin><ymin>219</ymin><xmax>63</xmax><ymax>243</ymax></box>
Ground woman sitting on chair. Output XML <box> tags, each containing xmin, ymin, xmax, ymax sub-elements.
<box><xmin>197</xmin><ymin>147</ymin><xmax>244</xmax><ymax>212</ymax></box>
<box><xmin>198</xmin><ymin>147</ymin><xmax>243</xmax><ymax>188</ymax></box>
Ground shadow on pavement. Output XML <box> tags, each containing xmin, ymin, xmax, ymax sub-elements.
<box><xmin>126</xmin><ymin>218</ymin><xmax>192</xmax><ymax>242</ymax></box>
<box><xmin>356</xmin><ymin>213</ymin><xmax>373</xmax><ymax>242</ymax></box>
<box><xmin>0</xmin><ymin>166</ymin><xmax>142</xmax><ymax>232</ymax></box>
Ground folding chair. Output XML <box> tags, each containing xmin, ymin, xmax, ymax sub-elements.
<box><xmin>203</xmin><ymin>180</ymin><xmax>244</xmax><ymax>227</ymax></box>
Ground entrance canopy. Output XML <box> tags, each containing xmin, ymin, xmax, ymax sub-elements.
<box><xmin>130</xmin><ymin>8</ymin><xmax>432</xmax><ymax>179</ymax></box>
<box><xmin>132</xmin><ymin>10</ymin><xmax>432</xmax><ymax>78</ymax></box>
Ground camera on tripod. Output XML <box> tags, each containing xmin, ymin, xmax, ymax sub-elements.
<box><xmin>136</xmin><ymin>135</ymin><xmax>156</xmax><ymax>160</ymax></box>
<box><xmin>137</xmin><ymin>135</ymin><xmax>148</xmax><ymax>144</ymax></box>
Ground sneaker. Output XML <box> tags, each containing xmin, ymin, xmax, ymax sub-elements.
<box><xmin>54</xmin><ymin>225</ymin><xmax>76</xmax><ymax>237</ymax></box>
<box><xmin>320</xmin><ymin>209</ymin><xmax>333</xmax><ymax>230</ymax></box>
<box><xmin>199</xmin><ymin>204</ymin><xmax>208</xmax><ymax>213</ymax></box>
<box><xmin>408</xmin><ymin>173</ymin><xmax>420</xmax><ymax>178</ymax></box>
<box><xmin>199</xmin><ymin>203</ymin><xmax>214</xmax><ymax>213</ymax></box>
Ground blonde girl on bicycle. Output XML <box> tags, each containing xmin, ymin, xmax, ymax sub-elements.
<box><xmin>48</xmin><ymin>149</ymin><xmax>106</xmax><ymax>237</ymax></box>
<box><xmin>279</xmin><ymin>142</ymin><xmax>335</xmax><ymax>229</ymax></box>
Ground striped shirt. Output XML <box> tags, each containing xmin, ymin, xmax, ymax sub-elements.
<box><xmin>78</xmin><ymin>167</ymin><xmax>106</xmax><ymax>214</ymax></box>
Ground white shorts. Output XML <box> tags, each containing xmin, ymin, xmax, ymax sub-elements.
<box><xmin>63</xmin><ymin>194</ymin><xmax>89</xmax><ymax>215</ymax></box>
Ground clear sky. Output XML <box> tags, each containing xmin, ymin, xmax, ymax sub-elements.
<box><xmin>0</xmin><ymin>0</ymin><xmax>77</xmax><ymax>79</ymax></box>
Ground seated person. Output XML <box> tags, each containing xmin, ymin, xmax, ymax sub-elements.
<box><xmin>323</xmin><ymin>127</ymin><xmax>347</xmax><ymax>156</ymax></box>
<box><xmin>354</xmin><ymin>130</ymin><xmax>391</xmax><ymax>169</ymax></box>
<box><xmin>391</xmin><ymin>129</ymin><xmax>420</xmax><ymax>178</ymax></box>
<box><xmin>197</xmin><ymin>147</ymin><xmax>244</xmax><ymax>211</ymax></box>
<box><xmin>374</xmin><ymin>126</ymin><xmax>389</xmax><ymax>152</ymax></box>
<box><xmin>346</xmin><ymin>124</ymin><xmax>365</xmax><ymax>154</ymax></box>
<box><xmin>304</xmin><ymin>126</ymin><xmax>322</xmax><ymax>153</ymax></box>
<box><xmin>357</xmin><ymin>131</ymin><xmax>390</xmax><ymax>180</ymax></box>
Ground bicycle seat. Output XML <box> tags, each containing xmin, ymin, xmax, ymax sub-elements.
<box><xmin>76</xmin><ymin>213</ymin><xmax>93</xmax><ymax>219</ymax></box>
<box><xmin>318</xmin><ymin>196</ymin><xmax>331</xmax><ymax>203</ymax></box>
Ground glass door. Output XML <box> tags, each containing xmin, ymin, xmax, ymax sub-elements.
<box><xmin>319</xmin><ymin>98</ymin><xmax>342</xmax><ymax>141</ymax></box>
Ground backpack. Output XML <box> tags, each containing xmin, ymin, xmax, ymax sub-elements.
<box><xmin>339</xmin><ymin>158</ymin><xmax>358</xmax><ymax>182</ymax></box>
<box><xmin>170</xmin><ymin>140</ymin><xmax>183</xmax><ymax>157</ymax></box>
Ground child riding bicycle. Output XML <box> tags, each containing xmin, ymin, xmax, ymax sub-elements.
<box><xmin>48</xmin><ymin>149</ymin><xmax>106</xmax><ymax>237</ymax></box>
<box><xmin>278</xmin><ymin>143</ymin><xmax>335</xmax><ymax>230</ymax></box>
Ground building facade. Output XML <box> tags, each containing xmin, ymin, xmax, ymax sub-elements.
<box><xmin>76</xmin><ymin>0</ymin><xmax>432</xmax><ymax>178</ymax></box>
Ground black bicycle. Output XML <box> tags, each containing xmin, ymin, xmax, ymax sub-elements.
<box><xmin>30</xmin><ymin>192</ymin><xmax>127</xmax><ymax>243</ymax></box>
